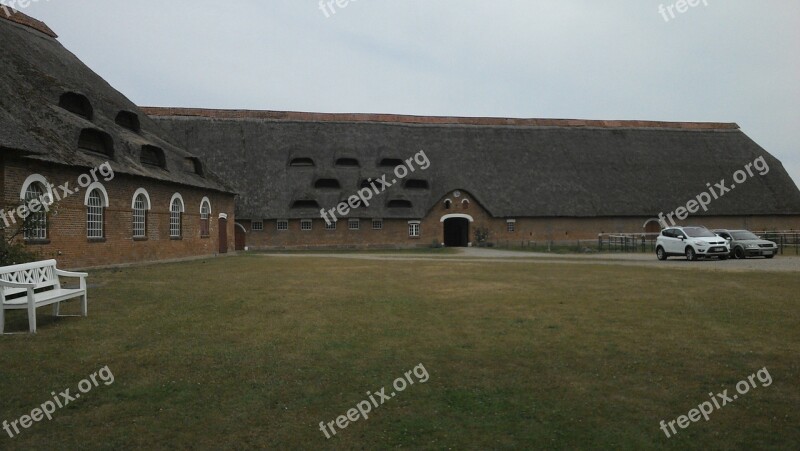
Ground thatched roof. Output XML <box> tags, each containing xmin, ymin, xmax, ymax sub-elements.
<box><xmin>0</xmin><ymin>12</ymin><xmax>234</xmax><ymax>194</ymax></box>
<box><xmin>145</xmin><ymin>108</ymin><xmax>800</xmax><ymax>220</ymax></box>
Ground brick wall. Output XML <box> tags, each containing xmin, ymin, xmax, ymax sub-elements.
<box><xmin>236</xmin><ymin>189</ymin><xmax>800</xmax><ymax>249</ymax></box>
<box><xmin>3</xmin><ymin>158</ymin><xmax>236</xmax><ymax>269</ymax></box>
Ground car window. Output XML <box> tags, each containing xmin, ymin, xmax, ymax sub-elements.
<box><xmin>717</xmin><ymin>232</ymin><xmax>730</xmax><ymax>239</ymax></box>
<box><xmin>731</xmin><ymin>231</ymin><xmax>759</xmax><ymax>240</ymax></box>
<box><xmin>663</xmin><ymin>229</ymin><xmax>675</xmax><ymax>238</ymax></box>
<box><xmin>684</xmin><ymin>227</ymin><xmax>716</xmax><ymax>238</ymax></box>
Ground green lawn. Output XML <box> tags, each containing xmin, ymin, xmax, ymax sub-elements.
<box><xmin>1</xmin><ymin>255</ymin><xmax>798</xmax><ymax>450</ymax></box>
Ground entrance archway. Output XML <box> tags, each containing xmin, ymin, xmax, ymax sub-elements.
<box><xmin>234</xmin><ymin>222</ymin><xmax>246</xmax><ymax>251</ymax></box>
<box><xmin>443</xmin><ymin>218</ymin><xmax>470</xmax><ymax>247</ymax></box>
<box><xmin>218</xmin><ymin>214</ymin><xmax>228</xmax><ymax>253</ymax></box>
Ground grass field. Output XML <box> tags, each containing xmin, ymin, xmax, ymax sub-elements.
<box><xmin>1</xmin><ymin>254</ymin><xmax>798</xmax><ymax>450</ymax></box>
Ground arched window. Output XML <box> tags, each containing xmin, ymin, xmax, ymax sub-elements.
<box><xmin>200</xmin><ymin>198</ymin><xmax>211</xmax><ymax>238</ymax></box>
<box><xmin>444</xmin><ymin>199</ymin><xmax>452</xmax><ymax>210</ymax></box>
<box><xmin>23</xmin><ymin>183</ymin><xmax>47</xmax><ymax>240</ymax></box>
<box><xmin>462</xmin><ymin>199</ymin><xmax>470</xmax><ymax>210</ymax></box>
<box><xmin>132</xmin><ymin>190</ymin><xmax>151</xmax><ymax>239</ymax></box>
<box><xmin>86</xmin><ymin>189</ymin><xmax>105</xmax><ymax>239</ymax></box>
<box><xmin>170</xmin><ymin>195</ymin><xmax>184</xmax><ymax>238</ymax></box>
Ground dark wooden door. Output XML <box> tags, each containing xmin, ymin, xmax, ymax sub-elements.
<box><xmin>219</xmin><ymin>217</ymin><xmax>228</xmax><ymax>254</ymax></box>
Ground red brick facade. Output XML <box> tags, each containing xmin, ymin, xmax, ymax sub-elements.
<box><xmin>237</xmin><ymin>189</ymin><xmax>800</xmax><ymax>250</ymax></box>
<box><xmin>2</xmin><ymin>157</ymin><xmax>236</xmax><ymax>269</ymax></box>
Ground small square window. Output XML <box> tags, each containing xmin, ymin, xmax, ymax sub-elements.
<box><xmin>326</xmin><ymin>220</ymin><xmax>337</xmax><ymax>231</ymax></box>
<box><xmin>372</xmin><ymin>219</ymin><xmax>383</xmax><ymax>230</ymax></box>
<box><xmin>252</xmin><ymin>221</ymin><xmax>264</xmax><ymax>231</ymax></box>
<box><xmin>408</xmin><ymin>222</ymin><xmax>420</xmax><ymax>238</ymax></box>
<box><xmin>277</xmin><ymin>220</ymin><xmax>289</xmax><ymax>231</ymax></box>
<box><xmin>301</xmin><ymin>219</ymin><xmax>313</xmax><ymax>231</ymax></box>
<box><xmin>349</xmin><ymin>219</ymin><xmax>360</xmax><ymax>230</ymax></box>
<box><xmin>507</xmin><ymin>220</ymin><xmax>516</xmax><ymax>233</ymax></box>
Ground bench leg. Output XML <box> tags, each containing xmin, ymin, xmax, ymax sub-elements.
<box><xmin>27</xmin><ymin>303</ymin><xmax>37</xmax><ymax>334</ymax></box>
<box><xmin>81</xmin><ymin>294</ymin><xmax>88</xmax><ymax>317</ymax></box>
<box><xmin>53</xmin><ymin>302</ymin><xmax>61</xmax><ymax>317</ymax></box>
<box><xmin>0</xmin><ymin>307</ymin><xmax>4</xmax><ymax>335</ymax></box>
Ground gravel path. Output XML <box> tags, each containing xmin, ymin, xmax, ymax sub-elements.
<box><xmin>262</xmin><ymin>248</ymin><xmax>800</xmax><ymax>272</ymax></box>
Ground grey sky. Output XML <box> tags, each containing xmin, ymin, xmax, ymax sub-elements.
<box><xmin>23</xmin><ymin>0</ymin><xmax>800</xmax><ymax>186</ymax></box>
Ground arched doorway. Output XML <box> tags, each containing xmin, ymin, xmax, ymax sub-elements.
<box><xmin>234</xmin><ymin>222</ymin><xmax>246</xmax><ymax>251</ymax></box>
<box><xmin>443</xmin><ymin>217</ymin><xmax>470</xmax><ymax>247</ymax></box>
<box><xmin>643</xmin><ymin>219</ymin><xmax>662</xmax><ymax>234</ymax></box>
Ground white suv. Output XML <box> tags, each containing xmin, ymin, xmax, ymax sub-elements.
<box><xmin>656</xmin><ymin>226</ymin><xmax>730</xmax><ymax>261</ymax></box>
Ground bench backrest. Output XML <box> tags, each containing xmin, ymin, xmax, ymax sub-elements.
<box><xmin>0</xmin><ymin>259</ymin><xmax>61</xmax><ymax>298</ymax></box>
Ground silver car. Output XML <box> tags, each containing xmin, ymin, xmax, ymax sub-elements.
<box><xmin>712</xmin><ymin>229</ymin><xmax>778</xmax><ymax>259</ymax></box>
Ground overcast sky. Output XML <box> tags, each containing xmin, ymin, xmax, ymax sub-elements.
<box><xmin>21</xmin><ymin>0</ymin><xmax>800</xmax><ymax>186</ymax></box>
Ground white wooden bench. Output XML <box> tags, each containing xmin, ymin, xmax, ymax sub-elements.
<box><xmin>0</xmin><ymin>259</ymin><xmax>88</xmax><ymax>334</ymax></box>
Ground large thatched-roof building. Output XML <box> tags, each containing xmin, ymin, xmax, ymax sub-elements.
<box><xmin>1</xmin><ymin>12</ymin><xmax>237</xmax><ymax>268</ymax></box>
<box><xmin>3</xmin><ymin>10</ymin><xmax>799</xmax><ymax>257</ymax></box>
<box><xmin>144</xmin><ymin>108</ymin><xmax>800</xmax><ymax>250</ymax></box>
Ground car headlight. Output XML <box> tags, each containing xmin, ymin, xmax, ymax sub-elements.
<box><xmin>746</xmin><ymin>244</ymin><xmax>759</xmax><ymax>249</ymax></box>
<box><xmin>695</xmin><ymin>241</ymin><xmax>709</xmax><ymax>247</ymax></box>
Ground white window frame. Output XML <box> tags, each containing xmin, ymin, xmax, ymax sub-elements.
<box><xmin>200</xmin><ymin>197</ymin><xmax>211</xmax><ymax>237</ymax></box>
<box><xmin>507</xmin><ymin>219</ymin><xmax>516</xmax><ymax>233</ymax></box>
<box><xmin>132</xmin><ymin>193</ymin><xmax>149</xmax><ymax>238</ymax></box>
<box><xmin>277</xmin><ymin>220</ymin><xmax>289</xmax><ymax>231</ymax></box>
<box><xmin>23</xmin><ymin>182</ymin><xmax>48</xmax><ymax>240</ymax></box>
<box><xmin>252</xmin><ymin>221</ymin><xmax>264</xmax><ymax>231</ymax></box>
<box><xmin>301</xmin><ymin>219</ymin><xmax>313</xmax><ymax>231</ymax></box>
<box><xmin>408</xmin><ymin>221</ymin><xmax>421</xmax><ymax>238</ymax></box>
<box><xmin>325</xmin><ymin>220</ymin><xmax>337</xmax><ymax>231</ymax></box>
<box><xmin>349</xmin><ymin>218</ymin><xmax>360</xmax><ymax>231</ymax></box>
<box><xmin>170</xmin><ymin>193</ymin><xmax>185</xmax><ymax>238</ymax></box>
<box><xmin>84</xmin><ymin>183</ymin><xmax>109</xmax><ymax>240</ymax></box>
<box><xmin>86</xmin><ymin>190</ymin><xmax>105</xmax><ymax>239</ymax></box>
<box><xmin>372</xmin><ymin>219</ymin><xmax>383</xmax><ymax>230</ymax></box>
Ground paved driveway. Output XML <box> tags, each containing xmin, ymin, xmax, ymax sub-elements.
<box><xmin>264</xmin><ymin>248</ymin><xmax>800</xmax><ymax>272</ymax></box>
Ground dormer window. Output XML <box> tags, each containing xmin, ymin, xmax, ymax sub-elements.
<box><xmin>314</xmin><ymin>179</ymin><xmax>341</xmax><ymax>189</ymax></box>
<box><xmin>405</xmin><ymin>179</ymin><xmax>429</xmax><ymax>189</ymax></box>
<box><xmin>388</xmin><ymin>200</ymin><xmax>413</xmax><ymax>209</ymax></box>
<box><xmin>292</xmin><ymin>200</ymin><xmax>320</xmax><ymax>209</ymax></box>
<box><xmin>290</xmin><ymin>158</ymin><xmax>315</xmax><ymax>167</ymax></box>
<box><xmin>379</xmin><ymin>158</ymin><xmax>404</xmax><ymax>167</ymax></box>
<box><xmin>335</xmin><ymin>158</ymin><xmax>360</xmax><ymax>167</ymax></box>
<box><xmin>140</xmin><ymin>145</ymin><xmax>166</xmax><ymax>169</ymax></box>
<box><xmin>183</xmin><ymin>157</ymin><xmax>204</xmax><ymax>176</ymax></box>
<box><xmin>116</xmin><ymin>111</ymin><xmax>141</xmax><ymax>132</ymax></box>
<box><xmin>78</xmin><ymin>129</ymin><xmax>114</xmax><ymax>158</ymax></box>
<box><xmin>59</xmin><ymin>92</ymin><xmax>93</xmax><ymax>120</ymax></box>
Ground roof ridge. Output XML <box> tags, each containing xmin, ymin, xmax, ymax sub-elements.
<box><xmin>0</xmin><ymin>8</ymin><xmax>57</xmax><ymax>38</ymax></box>
<box><xmin>141</xmin><ymin>107</ymin><xmax>739</xmax><ymax>130</ymax></box>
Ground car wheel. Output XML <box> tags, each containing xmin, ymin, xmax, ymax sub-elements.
<box><xmin>734</xmin><ymin>247</ymin><xmax>746</xmax><ymax>259</ymax></box>
<box><xmin>656</xmin><ymin>247</ymin><xmax>668</xmax><ymax>261</ymax></box>
<box><xmin>686</xmin><ymin>247</ymin><xmax>697</xmax><ymax>261</ymax></box>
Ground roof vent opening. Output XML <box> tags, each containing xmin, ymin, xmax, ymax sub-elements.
<box><xmin>405</xmin><ymin>179</ymin><xmax>429</xmax><ymax>189</ymax></box>
<box><xmin>290</xmin><ymin>158</ymin><xmax>315</xmax><ymax>167</ymax></box>
<box><xmin>379</xmin><ymin>158</ymin><xmax>404</xmax><ymax>167</ymax></box>
<box><xmin>116</xmin><ymin>111</ymin><xmax>141</xmax><ymax>132</ymax></box>
<box><xmin>59</xmin><ymin>92</ymin><xmax>93</xmax><ymax>120</ymax></box>
<box><xmin>335</xmin><ymin>158</ymin><xmax>360</xmax><ymax>167</ymax></box>
<box><xmin>141</xmin><ymin>145</ymin><xmax>166</xmax><ymax>169</ymax></box>
<box><xmin>292</xmin><ymin>200</ymin><xmax>320</xmax><ymax>209</ymax></box>
<box><xmin>78</xmin><ymin>129</ymin><xmax>113</xmax><ymax>158</ymax></box>
<box><xmin>388</xmin><ymin>199</ymin><xmax>413</xmax><ymax>209</ymax></box>
<box><xmin>314</xmin><ymin>179</ymin><xmax>341</xmax><ymax>189</ymax></box>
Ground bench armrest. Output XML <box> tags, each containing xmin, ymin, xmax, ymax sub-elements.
<box><xmin>55</xmin><ymin>269</ymin><xmax>89</xmax><ymax>278</ymax></box>
<box><xmin>0</xmin><ymin>280</ymin><xmax>37</xmax><ymax>289</ymax></box>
